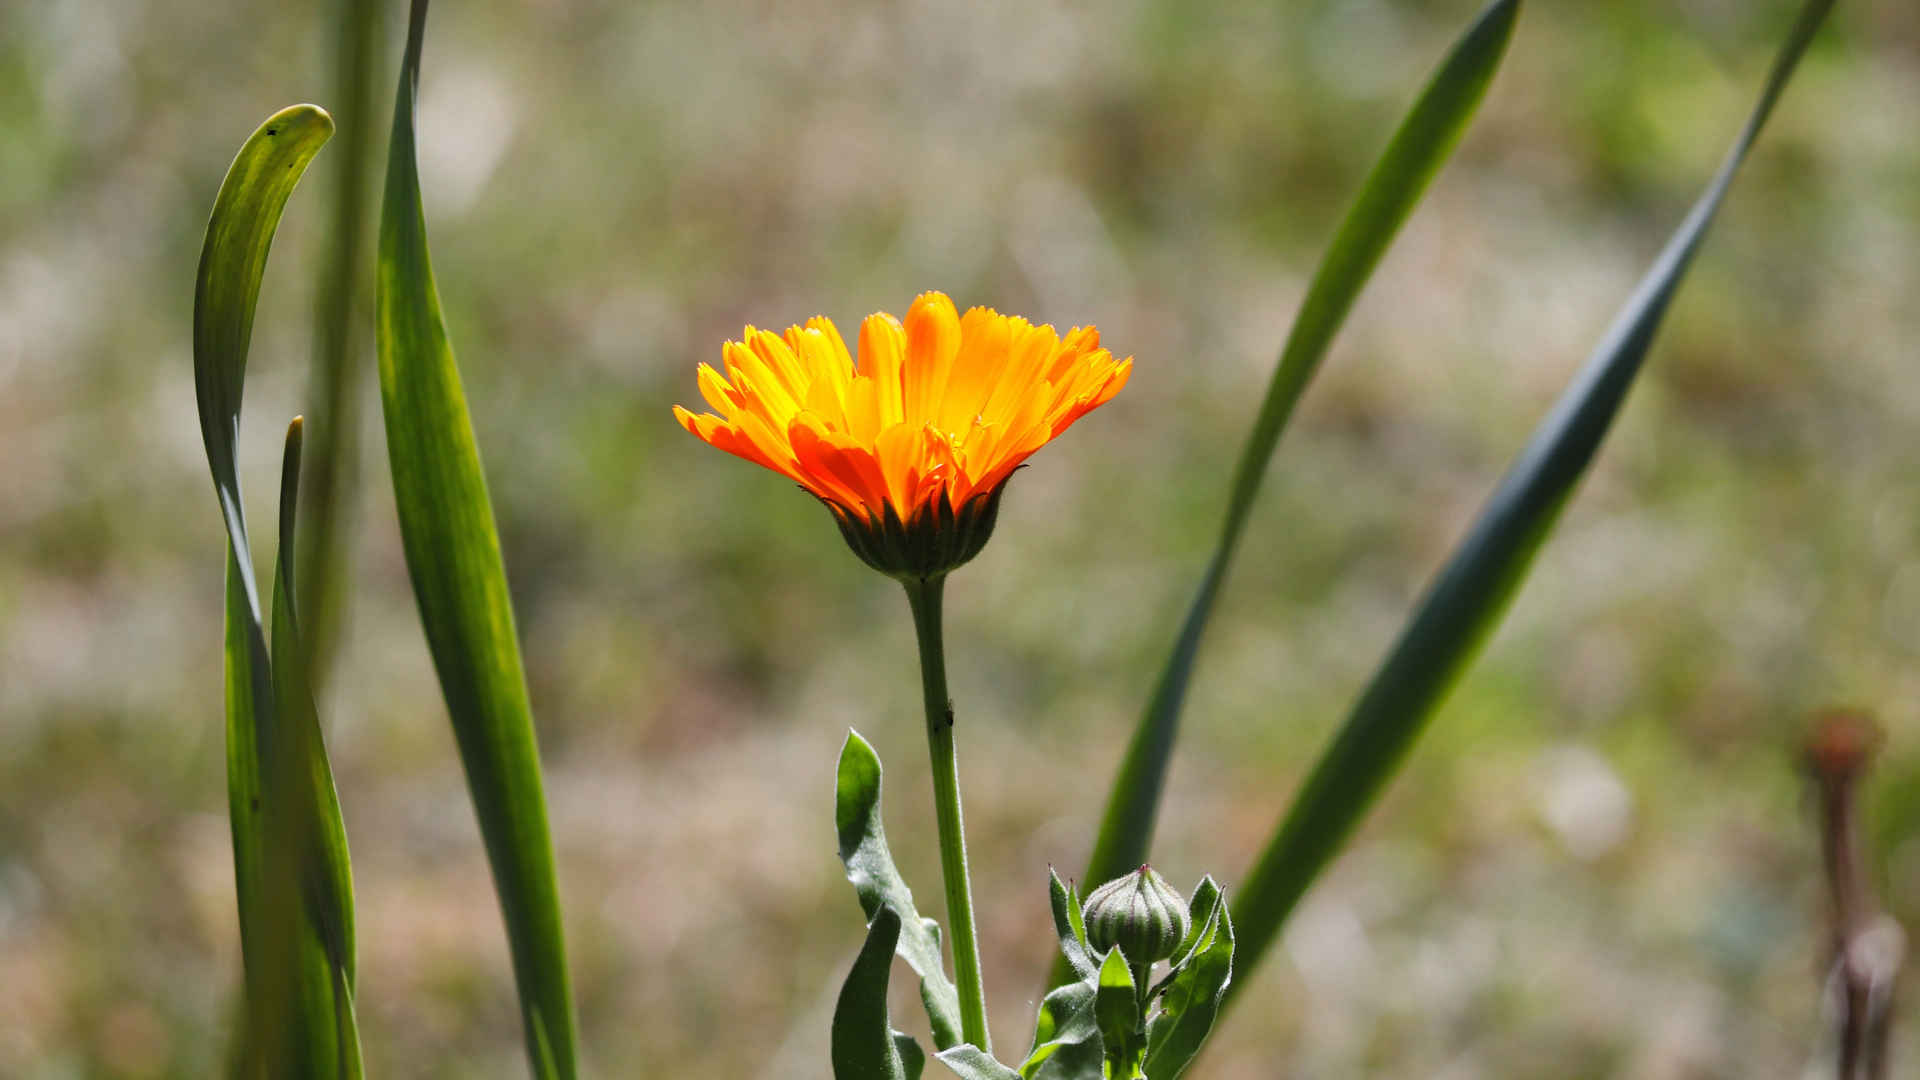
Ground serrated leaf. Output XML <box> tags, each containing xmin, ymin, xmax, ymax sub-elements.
<box><xmin>837</xmin><ymin>730</ymin><xmax>965</xmax><ymax>1049</ymax></box>
<box><xmin>1067</xmin><ymin>0</ymin><xmax>1523</xmax><ymax>988</ymax></box>
<box><xmin>376</xmin><ymin>3</ymin><xmax>578</xmax><ymax>1074</ymax></box>
<box><xmin>833</xmin><ymin>906</ymin><xmax>912</xmax><ymax>1080</ymax></box>
<box><xmin>1225</xmin><ymin>0</ymin><xmax>1837</xmax><ymax>1014</ymax></box>
<box><xmin>1142</xmin><ymin>903</ymin><xmax>1232</xmax><ymax>1080</ymax></box>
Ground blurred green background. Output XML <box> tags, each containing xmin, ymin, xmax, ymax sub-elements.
<box><xmin>3</xmin><ymin>0</ymin><xmax>1918</xmax><ymax>1076</ymax></box>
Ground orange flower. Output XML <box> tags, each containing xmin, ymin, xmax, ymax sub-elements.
<box><xmin>675</xmin><ymin>291</ymin><xmax>1131</xmax><ymax>577</ymax></box>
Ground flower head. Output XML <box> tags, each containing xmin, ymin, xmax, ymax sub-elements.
<box><xmin>675</xmin><ymin>291</ymin><xmax>1131</xmax><ymax>578</ymax></box>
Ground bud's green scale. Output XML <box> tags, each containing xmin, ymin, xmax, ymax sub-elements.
<box><xmin>1082</xmin><ymin>865</ymin><xmax>1190</xmax><ymax>963</ymax></box>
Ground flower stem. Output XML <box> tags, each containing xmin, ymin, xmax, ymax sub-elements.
<box><xmin>902</xmin><ymin>574</ymin><xmax>991</xmax><ymax>1053</ymax></box>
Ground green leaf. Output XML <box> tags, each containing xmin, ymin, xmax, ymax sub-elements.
<box><xmin>1068</xmin><ymin>0</ymin><xmax>1524</xmax><ymax>981</ymax></box>
<box><xmin>376</xmin><ymin>2</ymin><xmax>578</xmax><ymax>1075</ymax></box>
<box><xmin>837</xmin><ymin>731</ymin><xmax>965</xmax><ymax>1049</ymax></box>
<box><xmin>1164</xmin><ymin>877</ymin><xmax>1221</xmax><ymax>974</ymax></box>
<box><xmin>1093</xmin><ymin>950</ymin><xmax>1142</xmax><ymax>1077</ymax></box>
<box><xmin>1226</xmin><ymin>0</ymin><xmax>1838</xmax><ymax>1010</ymax></box>
<box><xmin>1141</xmin><ymin>903</ymin><xmax>1232</xmax><ymax>1080</ymax></box>
<box><xmin>1046</xmin><ymin>870</ymin><xmax>1097</xmax><ymax>982</ymax></box>
<box><xmin>192</xmin><ymin>103</ymin><xmax>360</xmax><ymax>1078</ymax></box>
<box><xmin>833</xmin><ymin>905</ymin><xmax>913</xmax><ymax>1080</ymax></box>
<box><xmin>260</xmin><ymin>419</ymin><xmax>364</xmax><ymax>1079</ymax></box>
<box><xmin>1022</xmin><ymin>982</ymin><xmax>1098</xmax><ymax>1078</ymax></box>
<box><xmin>934</xmin><ymin>1045</ymin><xmax>1024</xmax><ymax>1080</ymax></box>
<box><xmin>297</xmin><ymin>0</ymin><xmax>388</xmax><ymax>685</ymax></box>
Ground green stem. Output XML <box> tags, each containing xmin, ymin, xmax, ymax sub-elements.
<box><xmin>903</xmin><ymin>574</ymin><xmax>991</xmax><ymax>1052</ymax></box>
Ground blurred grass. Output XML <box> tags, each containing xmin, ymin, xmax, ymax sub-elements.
<box><xmin>2</xmin><ymin>0</ymin><xmax>1918</xmax><ymax>1077</ymax></box>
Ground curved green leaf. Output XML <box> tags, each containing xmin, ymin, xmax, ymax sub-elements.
<box><xmin>1226</xmin><ymin>0</ymin><xmax>1837</xmax><ymax>1009</ymax></box>
<box><xmin>193</xmin><ymin>105</ymin><xmax>359</xmax><ymax>1078</ymax></box>
<box><xmin>376</xmin><ymin>2</ymin><xmax>578</xmax><ymax>1075</ymax></box>
<box><xmin>838</xmin><ymin>731</ymin><xmax>965</xmax><ymax>1049</ymax></box>
<box><xmin>1069</xmin><ymin>0</ymin><xmax>1524</xmax><ymax>978</ymax></box>
<box><xmin>833</xmin><ymin>905</ymin><xmax>913</xmax><ymax>1080</ymax></box>
<box><xmin>1021</xmin><ymin>983</ymin><xmax>1102</xmax><ymax>1080</ymax></box>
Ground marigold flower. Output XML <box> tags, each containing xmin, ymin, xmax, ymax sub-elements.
<box><xmin>675</xmin><ymin>291</ymin><xmax>1131</xmax><ymax>578</ymax></box>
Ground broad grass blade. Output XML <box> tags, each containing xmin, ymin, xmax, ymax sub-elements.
<box><xmin>193</xmin><ymin>105</ymin><xmax>361</xmax><ymax>1077</ymax></box>
<box><xmin>298</xmin><ymin>0</ymin><xmax>388</xmax><ymax>685</ymax></box>
<box><xmin>1066</xmin><ymin>0</ymin><xmax>1522</xmax><ymax>983</ymax></box>
<box><xmin>376</xmin><ymin>2</ymin><xmax>578</xmax><ymax>1074</ymax></box>
<box><xmin>1226</xmin><ymin>0</ymin><xmax>1838</xmax><ymax>1009</ymax></box>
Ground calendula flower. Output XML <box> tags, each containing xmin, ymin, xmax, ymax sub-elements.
<box><xmin>675</xmin><ymin>291</ymin><xmax>1131</xmax><ymax>579</ymax></box>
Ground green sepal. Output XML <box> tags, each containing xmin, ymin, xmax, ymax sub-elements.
<box><xmin>836</xmin><ymin>730</ymin><xmax>965</xmax><ymax>1049</ymax></box>
<box><xmin>1142</xmin><ymin>902</ymin><xmax>1233</xmax><ymax>1080</ymax></box>
<box><xmin>833</xmin><ymin>905</ymin><xmax>913</xmax><ymax>1080</ymax></box>
<box><xmin>824</xmin><ymin>480</ymin><xmax>1012</xmax><ymax>581</ymax></box>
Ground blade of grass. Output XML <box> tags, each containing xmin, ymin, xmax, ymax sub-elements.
<box><xmin>1225</xmin><ymin>0</ymin><xmax>1838</xmax><ymax>1009</ymax></box>
<box><xmin>1065</xmin><ymin>0</ymin><xmax>1522</xmax><ymax>985</ymax></box>
<box><xmin>193</xmin><ymin>105</ymin><xmax>361</xmax><ymax>1076</ymax></box>
<box><xmin>251</xmin><ymin>418</ymin><xmax>363</xmax><ymax>1077</ymax></box>
<box><xmin>298</xmin><ymin>0</ymin><xmax>388</xmax><ymax>686</ymax></box>
<box><xmin>377</xmin><ymin>2</ymin><xmax>578</xmax><ymax>1074</ymax></box>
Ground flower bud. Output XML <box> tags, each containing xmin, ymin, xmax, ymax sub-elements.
<box><xmin>1082</xmin><ymin>865</ymin><xmax>1190</xmax><ymax>964</ymax></box>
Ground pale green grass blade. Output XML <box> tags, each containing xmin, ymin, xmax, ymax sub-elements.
<box><xmin>298</xmin><ymin>0</ymin><xmax>388</xmax><ymax>685</ymax></box>
<box><xmin>377</xmin><ymin>2</ymin><xmax>578</xmax><ymax>1074</ymax></box>
<box><xmin>1067</xmin><ymin>0</ymin><xmax>1522</xmax><ymax>983</ymax></box>
<box><xmin>1225</xmin><ymin>0</ymin><xmax>1838</xmax><ymax>1008</ymax></box>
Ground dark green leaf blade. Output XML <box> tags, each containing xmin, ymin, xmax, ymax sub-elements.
<box><xmin>1021</xmin><ymin>982</ymin><xmax>1103</xmax><ymax>1080</ymax></box>
<box><xmin>1070</xmin><ymin>0</ymin><xmax>1524</xmax><ymax>970</ymax></box>
<box><xmin>1226</xmin><ymin>0</ymin><xmax>1837</xmax><ymax>1009</ymax></box>
<box><xmin>376</xmin><ymin>3</ymin><xmax>579</xmax><ymax>1076</ymax></box>
<box><xmin>837</xmin><ymin>731</ymin><xmax>965</xmax><ymax>1049</ymax></box>
<box><xmin>833</xmin><ymin>906</ymin><xmax>912</xmax><ymax>1080</ymax></box>
<box><xmin>895</xmin><ymin>1031</ymin><xmax>928</xmax><ymax>1080</ymax></box>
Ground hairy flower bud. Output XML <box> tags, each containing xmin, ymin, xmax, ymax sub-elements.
<box><xmin>1082</xmin><ymin>865</ymin><xmax>1190</xmax><ymax>964</ymax></box>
